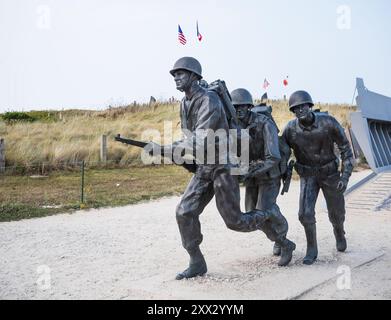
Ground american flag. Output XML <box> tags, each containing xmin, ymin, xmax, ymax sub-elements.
<box><xmin>197</xmin><ymin>21</ymin><xmax>203</xmax><ymax>42</ymax></box>
<box><xmin>178</xmin><ymin>25</ymin><xmax>187</xmax><ymax>45</ymax></box>
<box><xmin>263</xmin><ymin>78</ymin><xmax>270</xmax><ymax>90</ymax></box>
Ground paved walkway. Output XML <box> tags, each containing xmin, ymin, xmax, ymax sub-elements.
<box><xmin>1</xmin><ymin>169</ymin><xmax>390</xmax><ymax>300</ymax></box>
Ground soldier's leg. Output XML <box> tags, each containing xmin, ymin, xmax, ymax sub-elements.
<box><xmin>245</xmin><ymin>183</ymin><xmax>279</xmax><ymax>243</ymax></box>
<box><xmin>298</xmin><ymin>176</ymin><xmax>320</xmax><ymax>265</ymax></box>
<box><xmin>320</xmin><ymin>172</ymin><xmax>347</xmax><ymax>252</ymax></box>
<box><xmin>213</xmin><ymin>169</ymin><xmax>295</xmax><ymax>266</ymax></box>
<box><xmin>257</xmin><ymin>179</ymin><xmax>288</xmax><ymax>256</ymax></box>
<box><xmin>245</xmin><ymin>185</ymin><xmax>259</xmax><ymax>211</ymax></box>
<box><xmin>175</xmin><ymin>175</ymin><xmax>214</xmax><ymax>280</ymax></box>
<box><xmin>245</xmin><ymin>181</ymin><xmax>285</xmax><ymax>242</ymax></box>
<box><xmin>213</xmin><ymin>169</ymin><xmax>268</xmax><ymax>232</ymax></box>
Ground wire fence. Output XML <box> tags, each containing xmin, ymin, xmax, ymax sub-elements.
<box><xmin>0</xmin><ymin>159</ymin><xmax>148</xmax><ymax>175</ymax></box>
<box><xmin>0</xmin><ymin>161</ymin><xmax>191</xmax><ymax>220</ymax></box>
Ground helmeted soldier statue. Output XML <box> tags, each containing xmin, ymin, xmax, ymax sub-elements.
<box><xmin>281</xmin><ymin>90</ymin><xmax>354</xmax><ymax>265</ymax></box>
<box><xmin>231</xmin><ymin>88</ymin><xmax>290</xmax><ymax>257</ymax></box>
<box><xmin>147</xmin><ymin>57</ymin><xmax>296</xmax><ymax>280</ymax></box>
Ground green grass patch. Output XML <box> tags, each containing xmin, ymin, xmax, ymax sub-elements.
<box><xmin>0</xmin><ymin>203</ymin><xmax>74</xmax><ymax>222</ymax></box>
<box><xmin>0</xmin><ymin>165</ymin><xmax>191</xmax><ymax>222</ymax></box>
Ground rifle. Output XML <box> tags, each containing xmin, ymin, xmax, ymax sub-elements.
<box><xmin>281</xmin><ymin>159</ymin><xmax>295</xmax><ymax>195</ymax></box>
<box><xmin>114</xmin><ymin>134</ymin><xmax>197</xmax><ymax>173</ymax></box>
<box><xmin>114</xmin><ymin>134</ymin><xmax>148</xmax><ymax>148</ymax></box>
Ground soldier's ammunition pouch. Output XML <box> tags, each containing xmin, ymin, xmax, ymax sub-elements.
<box><xmin>294</xmin><ymin>159</ymin><xmax>339</xmax><ymax>177</ymax></box>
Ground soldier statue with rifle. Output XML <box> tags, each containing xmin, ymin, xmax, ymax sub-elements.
<box><xmin>116</xmin><ymin>57</ymin><xmax>296</xmax><ymax>280</ymax></box>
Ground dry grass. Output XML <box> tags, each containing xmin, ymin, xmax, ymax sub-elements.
<box><xmin>261</xmin><ymin>99</ymin><xmax>356</xmax><ymax>129</ymax></box>
<box><xmin>0</xmin><ymin>100</ymin><xmax>358</xmax><ymax>222</ymax></box>
<box><xmin>0</xmin><ymin>101</ymin><xmax>356</xmax><ymax>169</ymax></box>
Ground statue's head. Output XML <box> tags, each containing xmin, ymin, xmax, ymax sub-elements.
<box><xmin>288</xmin><ymin>90</ymin><xmax>314</xmax><ymax>120</ymax></box>
<box><xmin>170</xmin><ymin>57</ymin><xmax>202</xmax><ymax>92</ymax></box>
<box><xmin>231</xmin><ymin>88</ymin><xmax>254</xmax><ymax>121</ymax></box>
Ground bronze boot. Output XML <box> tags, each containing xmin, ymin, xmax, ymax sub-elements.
<box><xmin>333</xmin><ymin>224</ymin><xmax>347</xmax><ymax>252</ymax></box>
<box><xmin>303</xmin><ymin>224</ymin><xmax>318</xmax><ymax>265</ymax></box>
<box><xmin>176</xmin><ymin>247</ymin><xmax>207</xmax><ymax>280</ymax></box>
<box><xmin>273</xmin><ymin>242</ymin><xmax>281</xmax><ymax>256</ymax></box>
<box><xmin>278</xmin><ymin>239</ymin><xmax>296</xmax><ymax>266</ymax></box>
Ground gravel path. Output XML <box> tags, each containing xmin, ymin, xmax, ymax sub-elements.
<box><xmin>1</xmin><ymin>170</ymin><xmax>390</xmax><ymax>300</ymax></box>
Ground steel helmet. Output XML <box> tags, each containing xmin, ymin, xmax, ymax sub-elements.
<box><xmin>288</xmin><ymin>90</ymin><xmax>314</xmax><ymax>111</ymax></box>
<box><xmin>169</xmin><ymin>57</ymin><xmax>203</xmax><ymax>79</ymax></box>
<box><xmin>230</xmin><ymin>88</ymin><xmax>254</xmax><ymax>106</ymax></box>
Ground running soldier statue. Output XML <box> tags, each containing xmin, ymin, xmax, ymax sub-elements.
<box><xmin>146</xmin><ymin>57</ymin><xmax>296</xmax><ymax>279</ymax></box>
<box><xmin>231</xmin><ymin>88</ymin><xmax>290</xmax><ymax>257</ymax></box>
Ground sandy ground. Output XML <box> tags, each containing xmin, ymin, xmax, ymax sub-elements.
<box><xmin>1</xmin><ymin>169</ymin><xmax>390</xmax><ymax>300</ymax></box>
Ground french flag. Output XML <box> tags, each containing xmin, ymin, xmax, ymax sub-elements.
<box><xmin>197</xmin><ymin>21</ymin><xmax>203</xmax><ymax>42</ymax></box>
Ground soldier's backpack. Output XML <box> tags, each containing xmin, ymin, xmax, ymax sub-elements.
<box><xmin>251</xmin><ymin>104</ymin><xmax>291</xmax><ymax>176</ymax></box>
<box><xmin>200</xmin><ymin>79</ymin><xmax>240</xmax><ymax>130</ymax></box>
<box><xmin>200</xmin><ymin>79</ymin><xmax>246</xmax><ymax>159</ymax></box>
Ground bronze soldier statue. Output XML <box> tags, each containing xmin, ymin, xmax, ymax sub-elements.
<box><xmin>281</xmin><ymin>90</ymin><xmax>355</xmax><ymax>265</ymax></box>
<box><xmin>146</xmin><ymin>57</ymin><xmax>296</xmax><ymax>280</ymax></box>
<box><xmin>231</xmin><ymin>88</ymin><xmax>290</xmax><ymax>257</ymax></box>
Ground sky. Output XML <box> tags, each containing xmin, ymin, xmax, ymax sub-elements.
<box><xmin>0</xmin><ymin>0</ymin><xmax>390</xmax><ymax>111</ymax></box>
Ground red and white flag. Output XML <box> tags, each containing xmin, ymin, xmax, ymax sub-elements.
<box><xmin>197</xmin><ymin>21</ymin><xmax>203</xmax><ymax>41</ymax></box>
<box><xmin>283</xmin><ymin>76</ymin><xmax>289</xmax><ymax>86</ymax></box>
<box><xmin>263</xmin><ymin>78</ymin><xmax>270</xmax><ymax>90</ymax></box>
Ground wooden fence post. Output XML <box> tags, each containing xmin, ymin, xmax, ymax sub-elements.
<box><xmin>0</xmin><ymin>138</ymin><xmax>5</xmax><ymax>173</ymax></box>
<box><xmin>100</xmin><ymin>135</ymin><xmax>107</xmax><ymax>163</ymax></box>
